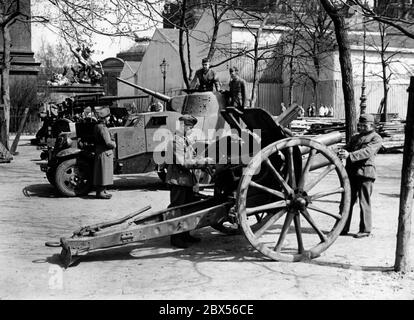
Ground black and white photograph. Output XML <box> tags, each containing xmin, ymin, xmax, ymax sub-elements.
<box><xmin>1</xmin><ymin>0</ymin><xmax>414</xmax><ymax>304</ymax></box>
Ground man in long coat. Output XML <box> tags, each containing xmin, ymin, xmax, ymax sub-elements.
<box><xmin>93</xmin><ymin>107</ymin><xmax>116</xmax><ymax>199</ymax></box>
<box><xmin>338</xmin><ymin>114</ymin><xmax>383</xmax><ymax>238</ymax></box>
<box><xmin>190</xmin><ymin>58</ymin><xmax>221</xmax><ymax>92</ymax></box>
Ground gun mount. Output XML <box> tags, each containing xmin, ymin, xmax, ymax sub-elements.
<box><xmin>45</xmin><ymin>102</ymin><xmax>350</xmax><ymax>267</ymax></box>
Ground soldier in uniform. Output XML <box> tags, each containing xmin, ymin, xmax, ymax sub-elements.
<box><xmin>228</xmin><ymin>67</ymin><xmax>248</xmax><ymax>111</ymax></box>
<box><xmin>338</xmin><ymin>114</ymin><xmax>383</xmax><ymax>238</ymax></box>
<box><xmin>166</xmin><ymin>114</ymin><xmax>213</xmax><ymax>248</ymax></box>
<box><xmin>190</xmin><ymin>58</ymin><xmax>221</xmax><ymax>92</ymax></box>
<box><xmin>93</xmin><ymin>107</ymin><xmax>116</xmax><ymax>199</ymax></box>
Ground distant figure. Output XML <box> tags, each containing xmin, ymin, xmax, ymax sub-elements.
<box><xmin>148</xmin><ymin>101</ymin><xmax>164</xmax><ymax>112</ymax></box>
<box><xmin>327</xmin><ymin>105</ymin><xmax>334</xmax><ymax>117</ymax></box>
<box><xmin>190</xmin><ymin>58</ymin><xmax>221</xmax><ymax>92</ymax></box>
<box><xmin>227</xmin><ymin>67</ymin><xmax>248</xmax><ymax>111</ymax></box>
<box><xmin>318</xmin><ymin>105</ymin><xmax>326</xmax><ymax>117</ymax></box>
<box><xmin>281</xmin><ymin>102</ymin><xmax>287</xmax><ymax>114</ymax></box>
<box><xmin>298</xmin><ymin>105</ymin><xmax>305</xmax><ymax>117</ymax></box>
<box><xmin>82</xmin><ymin>107</ymin><xmax>97</xmax><ymax>122</ymax></box>
<box><xmin>307</xmin><ymin>103</ymin><xmax>315</xmax><ymax>117</ymax></box>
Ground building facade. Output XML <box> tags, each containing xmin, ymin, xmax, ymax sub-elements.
<box><xmin>0</xmin><ymin>0</ymin><xmax>40</xmax><ymax>133</ymax></box>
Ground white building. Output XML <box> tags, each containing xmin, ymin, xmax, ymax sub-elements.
<box><xmin>119</xmin><ymin>9</ymin><xmax>414</xmax><ymax>118</ymax></box>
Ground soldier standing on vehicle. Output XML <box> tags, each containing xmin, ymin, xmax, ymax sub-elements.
<box><xmin>166</xmin><ymin>114</ymin><xmax>213</xmax><ymax>248</ymax></box>
<box><xmin>338</xmin><ymin>114</ymin><xmax>383</xmax><ymax>238</ymax></box>
<box><xmin>190</xmin><ymin>58</ymin><xmax>221</xmax><ymax>92</ymax></box>
<box><xmin>93</xmin><ymin>107</ymin><xmax>116</xmax><ymax>199</ymax></box>
<box><xmin>228</xmin><ymin>67</ymin><xmax>248</xmax><ymax>112</ymax></box>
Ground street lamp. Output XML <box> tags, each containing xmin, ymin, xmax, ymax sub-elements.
<box><xmin>360</xmin><ymin>1</ymin><xmax>368</xmax><ymax>115</ymax></box>
<box><xmin>160</xmin><ymin>58</ymin><xmax>169</xmax><ymax>95</ymax></box>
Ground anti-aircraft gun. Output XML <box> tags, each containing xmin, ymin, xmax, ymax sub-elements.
<box><xmin>35</xmin><ymin>93</ymin><xmax>148</xmax><ymax>147</ymax></box>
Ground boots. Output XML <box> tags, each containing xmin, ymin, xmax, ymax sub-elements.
<box><xmin>96</xmin><ymin>187</ymin><xmax>112</xmax><ymax>199</ymax></box>
<box><xmin>170</xmin><ymin>233</ymin><xmax>190</xmax><ymax>248</ymax></box>
<box><xmin>182</xmin><ymin>231</ymin><xmax>201</xmax><ymax>243</ymax></box>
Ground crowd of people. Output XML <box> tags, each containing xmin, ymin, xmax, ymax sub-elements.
<box><xmin>306</xmin><ymin>103</ymin><xmax>334</xmax><ymax>117</ymax></box>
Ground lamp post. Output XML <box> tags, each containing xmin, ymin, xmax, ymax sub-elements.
<box><xmin>160</xmin><ymin>58</ymin><xmax>169</xmax><ymax>95</ymax></box>
<box><xmin>360</xmin><ymin>2</ymin><xmax>368</xmax><ymax>115</ymax></box>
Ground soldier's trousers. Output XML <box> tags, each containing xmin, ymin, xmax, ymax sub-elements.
<box><xmin>343</xmin><ymin>177</ymin><xmax>374</xmax><ymax>233</ymax></box>
<box><xmin>168</xmin><ymin>184</ymin><xmax>195</xmax><ymax>241</ymax></box>
<box><xmin>168</xmin><ymin>185</ymin><xmax>195</xmax><ymax>208</ymax></box>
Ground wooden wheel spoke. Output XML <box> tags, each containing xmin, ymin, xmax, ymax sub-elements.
<box><xmin>301</xmin><ymin>209</ymin><xmax>327</xmax><ymax>243</ymax></box>
<box><xmin>309</xmin><ymin>187</ymin><xmax>344</xmax><ymax>201</ymax></box>
<box><xmin>246</xmin><ymin>200</ymin><xmax>288</xmax><ymax>216</ymax></box>
<box><xmin>249</xmin><ymin>181</ymin><xmax>285</xmax><ymax>199</ymax></box>
<box><xmin>274</xmin><ymin>212</ymin><xmax>294</xmax><ymax>252</ymax></box>
<box><xmin>298</xmin><ymin>149</ymin><xmax>317</xmax><ymax>189</ymax></box>
<box><xmin>287</xmin><ymin>147</ymin><xmax>296</xmax><ymax>188</ymax></box>
<box><xmin>307</xmin><ymin>204</ymin><xmax>342</xmax><ymax>220</ymax></box>
<box><xmin>255</xmin><ymin>209</ymin><xmax>287</xmax><ymax>238</ymax></box>
<box><xmin>304</xmin><ymin>164</ymin><xmax>336</xmax><ymax>192</ymax></box>
<box><xmin>294</xmin><ymin>215</ymin><xmax>305</xmax><ymax>254</ymax></box>
<box><xmin>264</xmin><ymin>159</ymin><xmax>293</xmax><ymax>195</ymax></box>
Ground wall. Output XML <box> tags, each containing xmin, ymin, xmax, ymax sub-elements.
<box><xmin>189</xmin><ymin>12</ymin><xmax>232</xmax><ymax>83</ymax></box>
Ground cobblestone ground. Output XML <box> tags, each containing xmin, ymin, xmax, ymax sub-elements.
<box><xmin>0</xmin><ymin>137</ymin><xmax>413</xmax><ymax>300</ymax></box>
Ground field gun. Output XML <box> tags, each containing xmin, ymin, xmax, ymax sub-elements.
<box><xmin>45</xmin><ymin>99</ymin><xmax>350</xmax><ymax>268</ymax></box>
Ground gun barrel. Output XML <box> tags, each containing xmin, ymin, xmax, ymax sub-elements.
<box><xmin>117</xmin><ymin>77</ymin><xmax>172</xmax><ymax>102</ymax></box>
<box><xmin>300</xmin><ymin>132</ymin><xmax>344</xmax><ymax>171</ymax></box>
<box><xmin>102</xmin><ymin>95</ymin><xmax>149</xmax><ymax>101</ymax></box>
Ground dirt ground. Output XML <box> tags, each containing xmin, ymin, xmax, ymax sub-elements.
<box><xmin>0</xmin><ymin>136</ymin><xmax>413</xmax><ymax>300</ymax></box>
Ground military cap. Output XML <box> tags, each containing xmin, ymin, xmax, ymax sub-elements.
<box><xmin>179</xmin><ymin>114</ymin><xmax>198</xmax><ymax>126</ymax></box>
<box><xmin>202</xmin><ymin>58</ymin><xmax>210</xmax><ymax>64</ymax></box>
<box><xmin>95</xmin><ymin>106</ymin><xmax>111</xmax><ymax>118</ymax></box>
<box><xmin>359</xmin><ymin>113</ymin><xmax>375</xmax><ymax>123</ymax></box>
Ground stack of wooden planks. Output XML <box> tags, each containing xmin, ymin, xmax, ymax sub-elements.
<box><xmin>377</xmin><ymin>121</ymin><xmax>405</xmax><ymax>152</ymax></box>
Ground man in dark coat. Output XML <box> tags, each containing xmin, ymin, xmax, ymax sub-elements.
<box><xmin>93</xmin><ymin>107</ymin><xmax>116</xmax><ymax>199</ymax></box>
<box><xmin>190</xmin><ymin>58</ymin><xmax>221</xmax><ymax>92</ymax></box>
<box><xmin>228</xmin><ymin>67</ymin><xmax>248</xmax><ymax>111</ymax></box>
<box><xmin>166</xmin><ymin>114</ymin><xmax>213</xmax><ymax>248</ymax></box>
<box><xmin>338</xmin><ymin>114</ymin><xmax>383</xmax><ymax>238</ymax></box>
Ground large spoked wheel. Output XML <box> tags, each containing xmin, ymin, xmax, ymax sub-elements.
<box><xmin>237</xmin><ymin>137</ymin><xmax>350</xmax><ymax>262</ymax></box>
<box><xmin>55</xmin><ymin>158</ymin><xmax>93</xmax><ymax>197</ymax></box>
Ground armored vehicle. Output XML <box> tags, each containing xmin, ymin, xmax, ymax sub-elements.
<box><xmin>40</xmin><ymin>78</ymin><xmax>237</xmax><ymax>197</ymax></box>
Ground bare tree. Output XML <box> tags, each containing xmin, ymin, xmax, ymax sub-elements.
<box><xmin>338</xmin><ymin>0</ymin><xmax>414</xmax><ymax>273</ymax></box>
<box><xmin>367</xmin><ymin>21</ymin><xmax>401</xmax><ymax>122</ymax></box>
<box><xmin>320</xmin><ymin>0</ymin><xmax>357</xmax><ymax>142</ymax></box>
<box><xmin>288</xmin><ymin>1</ymin><xmax>335</xmax><ymax>108</ymax></box>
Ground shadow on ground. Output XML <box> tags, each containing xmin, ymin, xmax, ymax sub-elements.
<box><xmin>38</xmin><ymin>228</ymin><xmax>392</xmax><ymax>274</ymax></box>
<box><xmin>23</xmin><ymin>175</ymin><xmax>168</xmax><ymax>198</ymax></box>
<box><xmin>39</xmin><ymin>231</ymin><xmax>266</xmax><ymax>269</ymax></box>
<box><xmin>307</xmin><ymin>259</ymin><xmax>394</xmax><ymax>273</ymax></box>
<box><xmin>379</xmin><ymin>193</ymin><xmax>400</xmax><ymax>198</ymax></box>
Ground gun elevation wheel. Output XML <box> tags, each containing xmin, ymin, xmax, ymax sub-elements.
<box><xmin>237</xmin><ymin>137</ymin><xmax>350</xmax><ymax>262</ymax></box>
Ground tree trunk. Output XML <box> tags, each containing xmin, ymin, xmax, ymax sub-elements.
<box><xmin>320</xmin><ymin>0</ymin><xmax>357</xmax><ymax>143</ymax></box>
<box><xmin>250</xmin><ymin>39</ymin><xmax>260</xmax><ymax>108</ymax></box>
<box><xmin>178</xmin><ymin>0</ymin><xmax>190</xmax><ymax>89</ymax></box>
<box><xmin>380</xmin><ymin>51</ymin><xmax>389</xmax><ymax>122</ymax></box>
<box><xmin>394</xmin><ymin>77</ymin><xmax>414</xmax><ymax>273</ymax></box>
<box><xmin>1</xmin><ymin>25</ymin><xmax>11</xmax><ymax>150</ymax></box>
